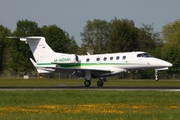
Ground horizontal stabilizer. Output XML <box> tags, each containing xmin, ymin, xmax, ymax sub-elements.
<box><xmin>7</xmin><ymin>37</ymin><xmax>27</xmax><ymax>42</ymax></box>
<box><xmin>7</xmin><ymin>37</ymin><xmax>21</xmax><ymax>39</ymax></box>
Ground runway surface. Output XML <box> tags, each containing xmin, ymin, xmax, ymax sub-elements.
<box><xmin>0</xmin><ymin>86</ymin><xmax>180</xmax><ymax>91</ymax></box>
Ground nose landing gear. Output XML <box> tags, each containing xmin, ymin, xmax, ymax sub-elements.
<box><xmin>155</xmin><ymin>70</ymin><xmax>159</xmax><ymax>81</ymax></box>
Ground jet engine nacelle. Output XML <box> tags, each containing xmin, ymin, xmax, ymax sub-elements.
<box><xmin>52</xmin><ymin>54</ymin><xmax>79</xmax><ymax>64</ymax></box>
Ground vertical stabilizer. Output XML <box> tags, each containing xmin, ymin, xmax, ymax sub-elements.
<box><xmin>21</xmin><ymin>37</ymin><xmax>55</xmax><ymax>62</ymax></box>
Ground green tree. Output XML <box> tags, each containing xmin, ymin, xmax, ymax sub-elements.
<box><xmin>77</xmin><ymin>46</ymin><xmax>87</xmax><ymax>55</ymax></box>
<box><xmin>80</xmin><ymin>19</ymin><xmax>110</xmax><ymax>54</ymax></box>
<box><xmin>161</xmin><ymin>19</ymin><xmax>180</xmax><ymax>76</ymax></box>
<box><xmin>40</xmin><ymin>25</ymin><xmax>69</xmax><ymax>53</ymax></box>
<box><xmin>135</xmin><ymin>24</ymin><xmax>163</xmax><ymax>79</ymax></box>
<box><xmin>64</xmin><ymin>31</ymin><xmax>79</xmax><ymax>54</ymax></box>
<box><xmin>8</xmin><ymin>20</ymin><xmax>41</xmax><ymax>74</ymax></box>
<box><xmin>137</xmin><ymin>23</ymin><xmax>162</xmax><ymax>57</ymax></box>
<box><xmin>13</xmin><ymin>19</ymin><xmax>41</xmax><ymax>36</ymax></box>
<box><xmin>0</xmin><ymin>25</ymin><xmax>11</xmax><ymax>74</ymax></box>
<box><xmin>162</xmin><ymin>19</ymin><xmax>180</xmax><ymax>44</ymax></box>
<box><xmin>108</xmin><ymin>18</ymin><xmax>138</xmax><ymax>52</ymax></box>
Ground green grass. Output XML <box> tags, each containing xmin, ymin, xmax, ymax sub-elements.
<box><xmin>0</xmin><ymin>90</ymin><xmax>180</xmax><ymax>120</ymax></box>
<box><xmin>0</xmin><ymin>78</ymin><xmax>180</xmax><ymax>87</ymax></box>
<box><xmin>0</xmin><ymin>79</ymin><xmax>180</xmax><ymax>119</ymax></box>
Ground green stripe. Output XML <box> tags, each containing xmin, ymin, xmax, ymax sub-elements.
<box><xmin>37</xmin><ymin>62</ymin><xmax>144</xmax><ymax>68</ymax></box>
<box><xmin>37</xmin><ymin>63</ymin><xmax>52</xmax><ymax>65</ymax></box>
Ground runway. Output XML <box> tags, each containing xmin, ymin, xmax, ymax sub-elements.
<box><xmin>0</xmin><ymin>86</ymin><xmax>180</xmax><ymax>91</ymax></box>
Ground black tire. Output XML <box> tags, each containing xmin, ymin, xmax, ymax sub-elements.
<box><xmin>84</xmin><ymin>80</ymin><xmax>91</xmax><ymax>87</ymax></box>
<box><xmin>97</xmin><ymin>81</ymin><xmax>104</xmax><ymax>87</ymax></box>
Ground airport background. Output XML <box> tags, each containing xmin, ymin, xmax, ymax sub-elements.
<box><xmin>0</xmin><ymin>18</ymin><xmax>180</xmax><ymax>79</ymax></box>
<box><xmin>0</xmin><ymin>1</ymin><xmax>180</xmax><ymax>120</ymax></box>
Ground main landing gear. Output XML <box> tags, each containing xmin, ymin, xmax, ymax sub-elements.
<box><xmin>84</xmin><ymin>77</ymin><xmax>106</xmax><ymax>87</ymax></box>
<box><xmin>84</xmin><ymin>71</ymin><xmax>92</xmax><ymax>87</ymax></box>
<box><xmin>155</xmin><ymin>70</ymin><xmax>159</xmax><ymax>81</ymax></box>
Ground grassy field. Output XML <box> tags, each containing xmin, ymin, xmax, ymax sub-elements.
<box><xmin>0</xmin><ymin>79</ymin><xmax>180</xmax><ymax>119</ymax></box>
<box><xmin>0</xmin><ymin>90</ymin><xmax>180</xmax><ymax>120</ymax></box>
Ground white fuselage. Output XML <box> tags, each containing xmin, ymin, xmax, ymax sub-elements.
<box><xmin>36</xmin><ymin>51</ymin><xmax>172</xmax><ymax>77</ymax></box>
<box><xmin>76</xmin><ymin>52</ymin><xmax>171</xmax><ymax>75</ymax></box>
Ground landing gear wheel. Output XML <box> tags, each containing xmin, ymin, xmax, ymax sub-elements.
<box><xmin>155</xmin><ymin>77</ymin><xmax>159</xmax><ymax>81</ymax></box>
<box><xmin>97</xmin><ymin>81</ymin><xmax>104</xmax><ymax>87</ymax></box>
<box><xmin>84</xmin><ymin>80</ymin><xmax>91</xmax><ymax>87</ymax></box>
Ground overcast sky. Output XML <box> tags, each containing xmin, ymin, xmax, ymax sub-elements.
<box><xmin>0</xmin><ymin>0</ymin><xmax>179</xmax><ymax>45</ymax></box>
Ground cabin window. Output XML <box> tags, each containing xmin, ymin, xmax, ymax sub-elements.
<box><xmin>96</xmin><ymin>57</ymin><xmax>100</xmax><ymax>61</ymax></box>
<box><xmin>123</xmin><ymin>56</ymin><xmax>126</xmax><ymax>60</ymax></box>
<box><xmin>137</xmin><ymin>53</ymin><xmax>153</xmax><ymax>58</ymax></box>
<box><xmin>137</xmin><ymin>54</ymin><xmax>143</xmax><ymax>57</ymax></box>
<box><xmin>116</xmin><ymin>56</ymin><xmax>120</xmax><ymax>60</ymax></box>
<box><xmin>110</xmin><ymin>57</ymin><xmax>113</xmax><ymax>60</ymax></box>
<box><xmin>143</xmin><ymin>53</ymin><xmax>153</xmax><ymax>57</ymax></box>
<box><xmin>103</xmin><ymin>57</ymin><xmax>107</xmax><ymax>61</ymax></box>
<box><xmin>86</xmin><ymin>58</ymin><xmax>90</xmax><ymax>62</ymax></box>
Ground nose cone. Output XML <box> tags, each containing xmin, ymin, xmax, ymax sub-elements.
<box><xmin>167</xmin><ymin>62</ymin><xmax>173</xmax><ymax>67</ymax></box>
<box><xmin>147</xmin><ymin>58</ymin><xmax>172</xmax><ymax>69</ymax></box>
<box><xmin>160</xmin><ymin>61</ymin><xmax>173</xmax><ymax>67</ymax></box>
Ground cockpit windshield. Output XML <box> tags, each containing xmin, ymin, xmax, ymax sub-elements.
<box><xmin>137</xmin><ymin>53</ymin><xmax>153</xmax><ymax>58</ymax></box>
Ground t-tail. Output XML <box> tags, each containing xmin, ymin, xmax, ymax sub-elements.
<box><xmin>20</xmin><ymin>36</ymin><xmax>67</xmax><ymax>62</ymax></box>
<box><xmin>22</xmin><ymin>37</ymin><xmax>61</xmax><ymax>73</ymax></box>
<box><xmin>9</xmin><ymin>36</ymin><xmax>69</xmax><ymax>73</ymax></box>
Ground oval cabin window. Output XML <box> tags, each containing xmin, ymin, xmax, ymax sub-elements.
<box><xmin>86</xmin><ymin>58</ymin><xmax>90</xmax><ymax>62</ymax></box>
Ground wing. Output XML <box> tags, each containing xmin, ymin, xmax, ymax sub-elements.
<box><xmin>40</xmin><ymin>66</ymin><xmax>126</xmax><ymax>78</ymax></box>
<box><xmin>47</xmin><ymin>67</ymin><xmax>111</xmax><ymax>77</ymax></box>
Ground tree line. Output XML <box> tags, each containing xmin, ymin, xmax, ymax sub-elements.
<box><xmin>0</xmin><ymin>18</ymin><xmax>180</xmax><ymax>79</ymax></box>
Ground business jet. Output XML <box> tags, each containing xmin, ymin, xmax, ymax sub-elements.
<box><xmin>8</xmin><ymin>36</ymin><xmax>172</xmax><ymax>87</ymax></box>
